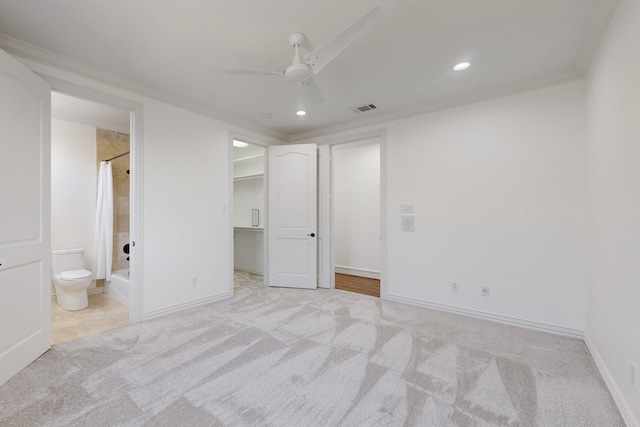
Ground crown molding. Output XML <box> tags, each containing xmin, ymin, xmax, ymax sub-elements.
<box><xmin>289</xmin><ymin>70</ymin><xmax>583</xmax><ymax>142</ymax></box>
<box><xmin>0</xmin><ymin>33</ymin><xmax>586</xmax><ymax>144</ymax></box>
<box><xmin>0</xmin><ymin>34</ymin><xmax>288</xmax><ymax>142</ymax></box>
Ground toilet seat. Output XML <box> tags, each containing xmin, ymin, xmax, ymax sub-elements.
<box><xmin>59</xmin><ymin>269</ymin><xmax>91</xmax><ymax>281</ymax></box>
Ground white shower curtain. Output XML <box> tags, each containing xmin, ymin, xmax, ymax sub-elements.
<box><xmin>92</xmin><ymin>161</ymin><xmax>113</xmax><ymax>281</ymax></box>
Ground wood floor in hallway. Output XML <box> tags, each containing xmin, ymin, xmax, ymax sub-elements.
<box><xmin>335</xmin><ymin>273</ymin><xmax>380</xmax><ymax>297</ymax></box>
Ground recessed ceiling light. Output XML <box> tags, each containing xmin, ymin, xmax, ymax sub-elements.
<box><xmin>453</xmin><ymin>62</ymin><xmax>471</xmax><ymax>71</ymax></box>
<box><xmin>296</xmin><ymin>110</ymin><xmax>307</xmax><ymax>116</ymax></box>
<box><xmin>233</xmin><ymin>140</ymin><xmax>249</xmax><ymax>148</ymax></box>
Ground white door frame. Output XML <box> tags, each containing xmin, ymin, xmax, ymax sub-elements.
<box><xmin>228</xmin><ymin>135</ymin><xmax>270</xmax><ymax>295</ymax></box>
<box><xmin>44</xmin><ymin>77</ymin><xmax>145</xmax><ymax>323</ymax></box>
<box><xmin>323</xmin><ymin>129</ymin><xmax>387</xmax><ymax>297</ymax></box>
<box><xmin>317</xmin><ymin>145</ymin><xmax>332</xmax><ymax>288</ymax></box>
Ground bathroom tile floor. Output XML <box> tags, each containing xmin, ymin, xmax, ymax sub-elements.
<box><xmin>51</xmin><ymin>293</ymin><xmax>129</xmax><ymax>345</ymax></box>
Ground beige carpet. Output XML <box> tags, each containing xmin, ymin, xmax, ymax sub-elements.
<box><xmin>0</xmin><ymin>272</ymin><xmax>623</xmax><ymax>426</ymax></box>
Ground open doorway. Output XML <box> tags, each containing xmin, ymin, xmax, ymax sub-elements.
<box><xmin>331</xmin><ymin>137</ymin><xmax>381</xmax><ymax>297</ymax></box>
<box><xmin>242</xmin><ymin>136</ymin><xmax>383</xmax><ymax>294</ymax></box>
<box><xmin>232</xmin><ymin>139</ymin><xmax>266</xmax><ymax>292</ymax></box>
<box><xmin>50</xmin><ymin>92</ymin><xmax>132</xmax><ymax>344</ymax></box>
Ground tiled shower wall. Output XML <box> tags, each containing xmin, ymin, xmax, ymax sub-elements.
<box><xmin>96</xmin><ymin>129</ymin><xmax>130</xmax><ymax>274</ymax></box>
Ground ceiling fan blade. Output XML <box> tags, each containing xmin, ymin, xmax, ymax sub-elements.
<box><xmin>304</xmin><ymin>6</ymin><xmax>381</xmax><ymax>74</ymax></box>
<box><xmin>299</xmin><ymin>77</ymin><xmax>324</xmax><ymax>104</ymax></box>
<box><xmin>207</xmin><ymin>67</ymin><xmax>283</xmax><ymax>77</ymax></box>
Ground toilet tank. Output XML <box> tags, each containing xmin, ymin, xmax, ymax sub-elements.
<box><xmin>52</xmin><ymin>248</ymin><xmax>86</xmax><ymax>275</ymax></box>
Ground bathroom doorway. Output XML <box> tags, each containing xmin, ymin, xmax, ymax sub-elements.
<box><xmin>50</xmin><ymin>92</ymin><xmax>134</xmax><ymax>343</ymax></box>
<box><xmin>231</xmin><ymin>139</ymin><xmax>266</xmax><ymax>293</ymax></box>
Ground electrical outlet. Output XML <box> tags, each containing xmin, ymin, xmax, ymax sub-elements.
<box><xmin>450</xmin><ymin>282</ymin><xmax>460</xmax><ymax>292</ymax></box>
<box><xmin>631</xmin><ymin>362</ymin><xmax>638</xmax><ymax>388</ymax></box>
<box><xmin>192</xmin><ymin>277</ymin><xmax>197</xmax><ymax>287</ymax></box>
<box><xmin>481</xmin><ymin>286</ymin><xmax>490</xmax><ymax>297</ymax></box>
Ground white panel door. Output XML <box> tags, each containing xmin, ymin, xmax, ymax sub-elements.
<box><xmin>317</xmin><ymin>145</ymin><xmax>332</xmax><ymax>289</ymax></box>
<box><xmin>0</xmin><ymin>48</ymin><xmax>51</xmax><ymax>386</ymax></box>
<box><xmin>267</xmin><ymin>144</ymin><xmax>317</xmax><ymax>289</ymax></box>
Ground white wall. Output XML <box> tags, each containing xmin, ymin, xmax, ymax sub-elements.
<box><xmin>584</xmin><ymin>0</ymin><xmax>640</xmax><ymax>423</ymax></box>
<box><xmin>300</xmin><ymin>81</ymin><xmax>588</xmax><ymax>334</ymax></box>
<box><xmin>387</xmin><ymin>83</ymin><xmax>586</xmax><ymax>332</ymax></box>
<box><xmin>385</xmin><ymin>82</ymin><xmax>587</xmax><ymax>333</ymax></box>
<box><xmin>233</xmin><ymin>177</ymin><xmax>264</xmax><ymax>227</ymax></box>
<box><xmin>142</xmin><ymin>101</ymin><xmax>234</xmax><ymax>314</ymax></box>
<box><xmin>234</xmin><ymin>230</ymin><xmax>263</xmax><ymax>274</ymax></box>
<box><xmin>333</xmin><ymin>138</ymin><xmax>380</xmax><ymax>277</ymax></box>
<box><xmin>50</xmin><ymin>118</ymin><xmax>97</xmax><ymax>290</ymax></box>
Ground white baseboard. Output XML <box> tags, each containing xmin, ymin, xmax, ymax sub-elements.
<box><xmin>234</xmin><ymin>266</ymin><xmax>263</xmax><ymax>275</ymax></box>
<box><xmin>142</xmin><ymin>291</ymin><xmax>232</xmax><ymax>321</ymax></box>
<box><xmin>585</xmin><ymin>333</ymin><xmax>639</xmax><ymax>427</ymax></box>
<box><xmin>50</xmin><ymin>287</ymin><xmax>103</xmax><ymax>302</ymax></box>
<box><xmin>384</xmin><ymin>293</ymin><xmax>584</xmax><ymax>339</ymax></box>
<box><xmin>335</xmin><ymin>266</ymin><xmax>380</xmax><ymax>280</ymax></box>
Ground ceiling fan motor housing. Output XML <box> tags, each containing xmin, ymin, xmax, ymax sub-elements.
<box><xmin>285</xmin><ymin>63</ymin><xmax>312</xmax><ymax>82</ymax></box>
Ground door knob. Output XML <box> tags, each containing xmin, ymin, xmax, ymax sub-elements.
<box><xmin>307</xmin><ymin>233</ymin><xmax>315</xmax><ymax>237</ymax></box>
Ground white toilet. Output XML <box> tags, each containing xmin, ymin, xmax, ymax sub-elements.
<box><xmin>52</xmin><ymin>248</ymin><xmax>92</xmax><ymax>311</ymax></box>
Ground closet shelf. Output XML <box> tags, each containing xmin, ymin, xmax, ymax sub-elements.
<box><xmin>234</xmin><ymin>154</ymin><xmax>264</xmax><ymax>162</ymax></box>
<box><xmin>234</xmin><ymin>227</ymin><xmax>264</xmax><ymax>231</ymax></box>
<box><xmin>233</xmin><ymin>173</ymin><xmax>263</xmax><ymax>181</ymax></box>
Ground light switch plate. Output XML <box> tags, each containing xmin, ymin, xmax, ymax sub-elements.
<box><xmin>400</xmin><ymin>204</ymin><xmax>414</xmax><ymax>213</ymax></box>
<box><xmin>401</xmin><ymin>215</ymin><xmax>415</xmax><ymax>231</ymax></box>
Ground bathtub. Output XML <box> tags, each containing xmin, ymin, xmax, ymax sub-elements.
<box><xmin>105</xmin><ymin>269</ymin><xmax>130</xmax><ymax>306</ymax></box>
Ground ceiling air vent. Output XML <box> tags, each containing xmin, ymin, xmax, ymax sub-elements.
<box><xmin>351</xmin><ymin>103</ymin><xmax>378</xmax><ymax>114</ymax></box>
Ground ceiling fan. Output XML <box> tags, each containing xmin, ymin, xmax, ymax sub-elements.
<box><xmin>207</xmin><ymin>7</ymin><xmax>382</xmax><ymax>104</ymax></box>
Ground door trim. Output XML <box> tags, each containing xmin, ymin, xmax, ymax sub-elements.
<box><xmin>324</xmin><ymin>129</ymin><xmax>387</xmax><ymax>298</ymax></box>
<box><xmin>228</xmin><ymin>135</ymin><xmax>270</xmax><ymax>294</ymax></box>
<box><xmin>317</xmin><ymin>145</ymin><xmax>332</xmax><ymax>289</ymax></box>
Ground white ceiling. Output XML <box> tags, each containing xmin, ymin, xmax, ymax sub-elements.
<box><xmin>0</xmin><ymin>0</ymin><xmax>618</xmax><ymax>139</ymax></box>
<box><xmin>52</xmin><ymin>92</ymin><xmax>130</xmax><ymax>134</ymax></box>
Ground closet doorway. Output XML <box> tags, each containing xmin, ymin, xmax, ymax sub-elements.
<box><xmin>331</xmin><ymin>137</ymin><xmax>381</xmax><ymax>297</ymax></box>
<box><xmin>232</xmin><ymin>139</ymin><xmax>266</xmax><ymax>290</ymax></box>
